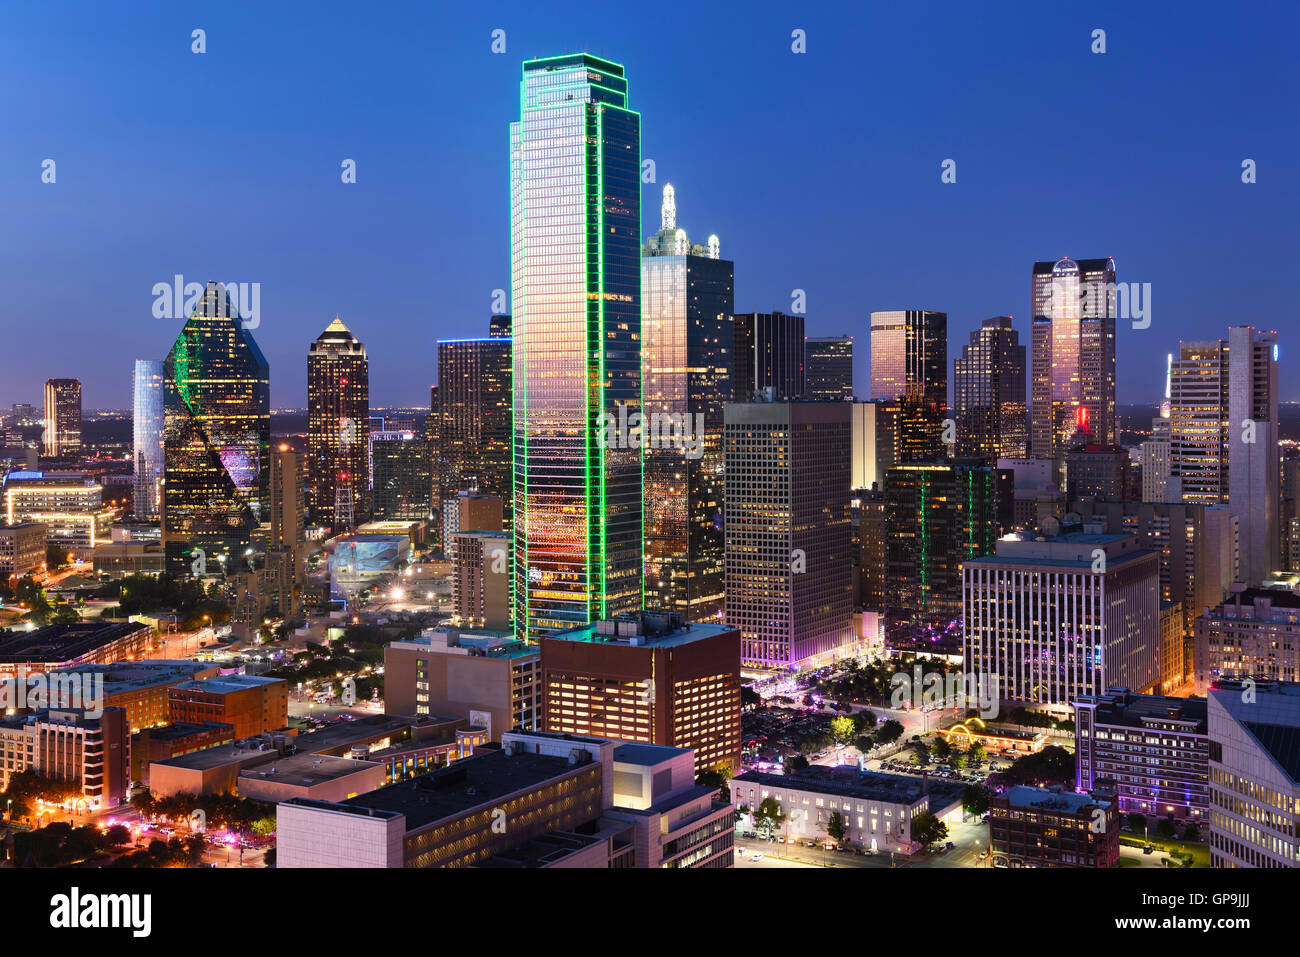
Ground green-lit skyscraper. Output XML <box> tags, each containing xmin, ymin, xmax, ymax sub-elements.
<box><xmin>510</xmin><ymin>54</ymin><xmax>642</xmax><ymax>638</ymax></box>
<box><xmin>162</xmin><ymin>281</ymin><xmax>270</xmax><ymax>576</ymax></box>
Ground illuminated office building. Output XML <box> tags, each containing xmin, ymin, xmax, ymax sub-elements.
<box><xmin>3</xmin><ymin>472</ymin><xmax>115</xmax><ymax>558</ymax></box>
<box><xmin>733</xmin><ymin>312</ymin><xmax>804</xmax><ymax>401</ymax></box>
<box><xmin>953</xmin><ymin>316</ymin><xmax>1026</xmax><ymax>459</ymax></box>
<box><xmin>641</xmin><ymin>183</ymin><xmax>732</xmax><ymax>621</ymax></box>
<box><xmin>436</xmin><ymin>337</ymin><xmax>512</xmax><ymax>526</ymax></box>
<box><xmin>869</xmin><ymin>310</ymin><xmax>946</xmax><ymax>462</ymax></box>
<box><xmin>1030</xmin><ymin>257</ymin><xmax>1117</xmax><ymax>460</ymax></box>
<box><xmin>723</xmin><ymin>401</ymin><xmax>853</xmax><ymax>668</ymax></box>
<box><xmin>371</xmin><ymin>431</ymin><xmax>432</xmax><ymax>522</ymax></box>
<box><xmin>510</xmin><ymin>54</ymin><xmax>642</xmax><ymax>637</ymax></box>
<box><xmin>132</xmin><ymin>360</ymin><xmax>165</xmax><ymax>520</ymax></box>
<box><xmin>307</xmin><ymin>317</ymin><xmax>370</xmax><ymax>526</ymax></box>
<box><xmin>804</xmin><ymin>335</ymin><xmax>854</xmax><ymax>400</ymax></box>
<box><xmin>162</xmin><ymin>281</ymin><xmax>270</xmax><ymax>576</ymax></box>
<box><xmin>43</xmin><ymin>378</ymin><xmax>81</xmax><ymax>458</ymax></box>
<box><xmin>1170</xmin><ymin>327</ymin><xmax>1279</xmax><ymax>584</ymax></box>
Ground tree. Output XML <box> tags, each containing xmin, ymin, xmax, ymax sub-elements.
<box><xmin>826</xmin><ymin>810</ymin><xmax>846</xmax><ymax>844</ymax></box>
<box><xmin>968</xmin><ymin>742</ymin><xmax>987</xmax><ymax>765</ymax></box>
<box><xmin>46</xmin><ymin>544</ymin><xmax>68</xmax><ymax>569</ymax></box>
<box><xmin>753</xmin><ymin>797</ymin><xmax>786</xmax><ymax>839</ymax></box>
<box><xmin>989</xmin><ymin>745</ymin><xmax>1074</xmax><ymax>789</ymax></box>
<box><xmin>740</xmin><ymin>687</ymin><xmax>761</xmax><ymax>710</ymax></box>
<box><xmin>696</xmin><ymin>768</ymin><xmax>730</xmax><ymax>800</ymax></box>
<box><xmin>932</xmin><ymin>736</ymin><xmax>952</xmax><ymax>761</ymax></box>
<box><xmin>783</xmin><ymin>754</ymin><xmax>809</xmax><ymax>776</ymax></box>
<box><xmin>875</xmin><ymin>719</ymin><xmax>904</xmax><ymax>745</ymax></box>
<box><xmin>106</xmin><ymin>823</ymin><xmax>131</xmax><ymax>846</ymax></box>
<box><xmin>1155</xmin><ymin>817</ymin><xmax>1176</xmax><ymax>839</ymax></box>
<box><xmin>963</xmin><ymin>784</ymin><xmax>989</xmax><ymax>818</ymax></box>
<box><xmin>830</xmin><ymin>715</ymin><xmax>855</xmax><ymax>749</ymax></box>
<box><xmin>911</xmin><ymin>811</ymin><xmax>948</xmax><ymax>850</ymax></box>
<box><xmin>1127</xmin><ymin>812</ymin><xmax>1148</xmax><ymax>835</ymax></box>
<box><xmin>853</xmin><ymin>710</ymin><xmax>877</xmax><ymax>732</ymax></box>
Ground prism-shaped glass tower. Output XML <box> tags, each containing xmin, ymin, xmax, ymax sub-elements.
<box><xmin>162</xmin><ymin>281</ymin><xmax>270</xmax><ymax>576</ymax></box>
<box><xmin>510</xmin><ymin>54</ymin><xmax>642</xmax><ymax>638</ymax></box>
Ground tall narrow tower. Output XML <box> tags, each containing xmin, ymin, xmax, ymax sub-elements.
<box><xmin>510</xmin><ymin>54</ymin><xmax>642</xmax><ymax>638</ymax></box>
<box><xmin>308</xmin><ymin>317</ymin><xmax>369</xmax><ymax>528</ymax></box>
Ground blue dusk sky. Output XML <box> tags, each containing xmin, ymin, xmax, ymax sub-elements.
<box><xmin>1</xmin><ymin>0</ymin><xmax>1296</xmax><ymax>409</ymax></box>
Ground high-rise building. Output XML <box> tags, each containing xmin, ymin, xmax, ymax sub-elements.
<box><xmin>42</xmin><ymin>378</ymin><xmax>81</xmax><ymax>458</ymax></box>
<box><xmin>1170</xmin><ymin>327</ymin><xmax>1279</xmax><ymax>584</ymax></box>
<box><xmin>963</xmin><ymin>532</ymin><xmax>1161</xmax><ymax>711</ymax></box>
<box><xmin>370</xmin><ymin>431</ymin><xmax>432</xmax><ymax>521</ymax></box>
<box><xmin>1064</xmin><ymin>443</ymin><xmax>1131</xmax><ymax>501</ymax></box>
<box><xmin>162</xmin><ymin>282</ymin><xmax>270</xmax><ymax>575</ymax></box>
<box><xmin>1207</xmin><ymin>679</ymin><xmax>1300</xmax><ymax>867</ymax></box>
<box><xmin>307</xmin><ymin>317</ymin><xmax>370</xmax><ymax>527</ymax></box>
<box><xmin>541</xmin><ymin>612</ymin><xmax>742</xmax><ymax>774</ymax></box>
<box><xmin>953</xmin><ymin>316</ymin><xmax>1026</xmax><ymax>459</ymax></box>
<box><xmin>451</xmin><ymin>531</ymin><xmax>510</xmax><ymax>630</ymax></box>
<box><xmin>131</xmin><ymin>360</ymin><xmax>165</xmax><ymax>520</ymax></box>
<box><xmin>804</xmin><ymin>336</ymin><xmax>854</xmax><ymax>400</ymax></box>
<box><xmin>489</xmin><ymin>314</ymin><xmax>512</xmax><ymax>339</ymax></box>
<box><xmin>884</xmin><ymin>461</ymin><xmax>1010</xmax><ymax>650</ymax></box>
<box><xmin>1074</xmin><ymin>689</ymin><xmax>1210</xmax><ymax>822</ymax></box>
<box><xmin>723</xmin><ymin>401</ymin><xmax>853</xmax><ymax>668</ymax></box>
<box><xmin>1195</xmin><ymin>588</ymin><xmax>1300</xmax><ymax>688</ymax></box>
<box><xmin>850</xmin><ymin>400</ymin><xmax>899</xmax><ymax>492</ymax></box>
<box><xmin>4</xmin><ymin>472</ymin><xmax>116</xmax><ymax>558</ymax></box>
<box><xmin>869</xmin><ymin>310</ymin><xmax>946</xmax><ymax>462</ymax></box>
<box><xmin>436</xmin><ymin>337</ymin><xmax>512</xmax><ymax>526</ymax></box>
<box><xmin>1030</xmin><ymin>257</ymin><xmax>1118</xmax><ymax>462</ymax></box>
<box><xmin>1141</xmin><ymin>410</ymin><xmax>1172</xmax><ymax>502</ymax></box>
<box><xmin>732</xmin><ymin>312</ymin><xmax>805</xmax><ymax>401</ymax></box>
<box><xmin>510</xmin><ymin>54</ymin><xmax>642</xmax><ymax>638</ymax></box>
<box><xmin>642</xmin><ymin>183</ymin><xmax>733</xmax><ymax>621</ymax></box>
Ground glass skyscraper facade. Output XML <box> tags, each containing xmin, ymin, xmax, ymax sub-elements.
<box><xmin>732</xmin><ymin>312</ymin><xmax>805</xmax><ymax>401</ymax></box>
<box><xmin>869</xmin><ymin>309</ymin><xmax>947</xmax><ymax>461</ymax></box>
<box><xmin>42</xmin><ymin>378</ymin><xmax>81</xmax><ymax>457</ymax></box>
<box><xmin>804</xmin><ymin>336</ymin><xmax>854</xmax><ymax>400</ymax></box>
<box><xmin>1030</xmin><ymin>256</ymin><xmax>1117</xmax><ymax>459</ymax></box>
<box><xmin>307</xmin><ymin>317</ymin><xmax>370</xmax><ymax>527</ymax></box>
<box><xmin>437</xmin><ymin>337</ymin><xmax>512</xmax><ymax>529</ymax></box>
<box><xmin>953</xmin><ymin>316</ymin><xmax>1027</xmax><ymax>459</ymax></box>
<box><xmin>132</xmin><ymin>359</ymin><xmax>165</xmax><ymax>520</ymax></box>
<box><xmin>642</xmin><ymin>183</ymin><xmax>732</xmax><ymax>621</ymax></box>
<box><xmin>371</xmin><ymin>431</ymin><xmax>433</xmax><ymax>521</ymax></box>
<box><xmin>510</xmin><ymin>54</ymin><xmax>642</xmax><ymax>638</ymax></box>
<box><xmin>162</xmin><ymin>282</ymin><xmax>270</xmax><ymax>575</ymax></box>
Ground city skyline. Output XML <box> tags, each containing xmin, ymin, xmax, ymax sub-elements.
<box><xmin>4</xmin><ymin>2</ymin><xmax>1297</xmax><ymax>410</ymax></box>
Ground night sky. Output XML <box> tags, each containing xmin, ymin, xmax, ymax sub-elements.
<box><xmin>2</xmin><ymin>0</ymin><xmax>1296</xmax><ymax>409</ymax></box>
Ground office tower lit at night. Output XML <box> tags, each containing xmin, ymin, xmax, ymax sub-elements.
<box><xmin>1170</xmin><ymin>327</ymin><xmax>1279</xmax><ymax>585</ymax></box>
<box><xmin>132</xmin><ymin>359</ymin><xmax>165</xmax><ymax>520</ymax></box>
<box><xmin>371</xmin><ymin>431</ymin><xmax>432</xmax><ymax>521</ymax></box>
<box><xmin>732</xmin><ymin>312</ymin><xmax>804</xmax><ymax>401</ymax></box>
<box><xmin>510</xmin><ymin>54</ymin><xmax>642</xmax><ymax>638</ymax></box>
<box><xmin>307</xmin><ymin>317</ymin><xmax>370</xmax><ymax>527</ymax></box>
<box><xmin>42</xmin><ymin>378</ymin><xmax>81</xmax><ymax>458</ymax></box>
<box><xmin>869</xmin><ymin>310</ymin><xmax>946</xmax><ymax>462</ymax></box>
<box><xmin>804</xmin><ymin>335</ymin><xmax>854</xmax><ymax>400</ymax></box>
<box><xmin>1030</xmin><ymin>256</ymin><xmax>1117</xmax><ymax>460</ymax></box>
<box><xmin>953</xmin><ymin>316</ymin><xmax>1026</xmax><ymax>459</ymax></box>
<box><xmin>642</xmin><ymin>182</ymin><xmax>733</xmax><ymax>621</ymax></box>
<box><xmin>162</xmin><ymin>281</ymin><xmax>270</xmax><ymax>575</ymax></box>
<box><xmin>724</xmin><ymin>401</ymin><xmax>853</xmax><ymax>669</ymax></box>
<box><xmin>436</xmin><ymin>337</ymin><xmax>512</xmax><ymax>527</ymax></box>
<box><xmin>884</xmin><ymin>461</ymin><xmax>1010</xmax><ymax>652</ymax></box>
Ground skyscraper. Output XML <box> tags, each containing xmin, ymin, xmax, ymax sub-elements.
<box><xmin>724</xmin><ymin>401</ymin><xmax>853</xmax><ymax>668</ymax></box>
<box><xmin>1030</xmin><ymin>257</ymin><xmax>1118</xmax><ymax>460</ymax></box>
<box><xmin>371</xmin><ymin>431</ymin><xmax>432</xmax><ymax>521</ymax></box>
<box><xmin>884</xmin><ymin>461</ymin><xmax>1010</xmax><ymax>651</ymax></box>
<box><xmin>953</xmin><ymin>316</ymin><xmax>1026</xmax><ymax>459</ymax></box>
<box><xmin>131</xmin><ymin>360</ymin><xmax>165</xmax><ymax>520</ymax></box>
<box><xmin>307</xmin><ymin>317</ymin><xmax>370</xmax><ymax>527</ymax></box>
<box><xmin>868</xmin><ymin>310</ymin><xmax>946</xmax><ymax>461</ymax></box>
<box><xmin>642</xmin><ymin>182</ymin><xmax>733</xmax><ymax>621</ymax></box>
<box><xmin>804</xmin><ymin>336</ymin><xmax>854</xmax><ymax>400</ymax></box>
<box><xmin>732</xmin><ymin>312</ymin><xmax>804</xmax><ymax>401</ymax></box>
<box><xmin>510</xmin><ymin>54</ymin><xmax>642</xmax><ymax>638</ymax></box>
<box><xmin>162</xmin><ymin>282</ymin><xmax>270</xmax><ymax>575</ymax></box>
<box><xmin>42</xmin><ymin>378</ymin><xmax>81</xmax><ymax>458</ymax></box>
<box><xmin>436</xmin><ymin>337</ymin><xmax>512</xmax><ymax>527</ymax></box>
<box><xmin>1169</xmin><ymin>326</ymin><xmax>1279</xmax><ymax>583</ymax></box>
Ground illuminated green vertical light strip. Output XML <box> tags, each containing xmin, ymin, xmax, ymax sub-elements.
<box><xmin>595</xmin><ymin>103</ymin><xmax>607</xmax><ymax>620</ymax></box>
